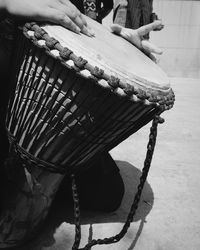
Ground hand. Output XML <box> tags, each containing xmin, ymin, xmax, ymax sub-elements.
<box><xmin>110</xmin><ymin>20</ymin><xmax>164</xmax><ymax>62</ymax></box>
<box><xmin>3</xmin><ymin>0</ymin><xmax>94</xmax><ymax>36</ymax></box>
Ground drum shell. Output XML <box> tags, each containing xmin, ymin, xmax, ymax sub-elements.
<box><xmin>6</xmin><ymin>31</ymin><xmax>159</xmax><ymax>174</ymax></box>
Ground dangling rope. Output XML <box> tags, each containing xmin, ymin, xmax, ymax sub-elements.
<box><xmin>71</xmin><ymin>174</ymin><xmax>82</xmax><ymax>250</ymax></box>
<box><xmin>71</xmin><ymin>115</ymin><xmax>164</xmax><ymax>250</ymax></box>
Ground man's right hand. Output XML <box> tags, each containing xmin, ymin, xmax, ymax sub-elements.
<box><xmin>1</xmin><ymin>0</ymin><xmax>94</xmax><ymax>36</ymax></box>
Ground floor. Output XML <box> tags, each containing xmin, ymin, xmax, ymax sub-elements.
<box><xmin>12</xmin><ymin>77</ymin><xmax>200</xmax><ymax>250</ymax></box>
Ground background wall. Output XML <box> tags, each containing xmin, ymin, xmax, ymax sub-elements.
<box><xmin>151</xmin><ymin>0</ymin><xmax>200</xmax><ymax>78</ymax></box>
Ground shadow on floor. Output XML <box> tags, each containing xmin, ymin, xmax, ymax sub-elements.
<box><xmin>7</xmin><ymin>160</ymin><xmax>154</xmax><ymax>250</ymax></box>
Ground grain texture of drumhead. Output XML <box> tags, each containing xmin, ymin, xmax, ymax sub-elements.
<box><xmin>43</xmin><ymin>15</ymin><xmax>170</xmax><ymax>92</ymax></box>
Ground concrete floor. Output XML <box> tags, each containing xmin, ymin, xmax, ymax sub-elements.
<box><xmin>15</xmin><ymin>77</ymin><xmax>200</xmax><ymax>250</ymax></box>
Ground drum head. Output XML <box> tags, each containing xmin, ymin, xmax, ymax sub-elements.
<box><xmin>42</xmin><ymin>15</ymin><xmax>170</xmax><ymax>92</ymax></box>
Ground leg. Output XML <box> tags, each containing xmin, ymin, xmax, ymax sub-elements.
<box><xmin>0</xmin><ymin>154</ymin><xmax>64</xmax><ymax>248</ymax></box>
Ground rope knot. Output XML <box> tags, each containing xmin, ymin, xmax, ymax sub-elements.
<box><xmin>45</xmin><ymin>37</ymin><xmax>59</xmax><ymax>49</ymax></box>
<box><xmin>59</xmin><ymin>47</ymin><xmax>73</xmax><ymax>59</ymax></box>
<box><xmin>148</xmin><ymin>93</ymin><xmax>159</xmax><ymax>103</ymax></box>
<box><xmin>74</xmin><ymin>57</ymin><xmax>88</xmax><ymax>69</ymax></box>
<box><xmin>92</xmin><ymin>66</ymin><xmax>104</xmax><ymax>78</ymax></box>
<box><xmin>34</xmin><ymin>29</ymin><xmax>46</xmax><ymax>39</ymax></box>
<box><xmin>108</xmin><ymin>76</ymin><xmax>120</xmax><ymax>88</ymax></box>
<box><xmin>24</xmin><ymin>22</ymin><xmax>32</xmax><ymax>30</ymax></box>
<box><xmin>138</xmin><ymin>89</ymin><xmax>148</xmax><ymax>100</ymax></box>
<box><xmin>123</xmin><ymin>85</ymin><xmax>134</xmax><ymax>96</ymax></box>
<box><xmin>155</xmin><ymin>115</ymin><xmax>165</xmax><ymax>124</ymax></box>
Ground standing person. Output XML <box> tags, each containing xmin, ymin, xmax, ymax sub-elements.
<box><xmin>113</xmin><ymin>0</ymin><xmax>161</xmax><ymax>29</ymax></box>
<box><xmin>83</xmin><ymin>0</ymin><xmax>113</xmax><ymax>23</ymax></box>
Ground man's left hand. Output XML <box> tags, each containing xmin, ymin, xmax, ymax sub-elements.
<box><xmin>110</xmin><ymin>20</ymin><xmax>164</xmax><ymax>62</ymax></box>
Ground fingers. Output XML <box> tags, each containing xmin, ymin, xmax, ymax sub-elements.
<box><xmin>110</xmin><ymin>23</ymin><xmax>162</xmax><ymax>63</ymax></box>
<box><xmin>77</xmin><ymin>13</ymin><xmax>95</xmax><ymax>36</ymax></box>
<box><xmin>147</xmin><ymin>53</ymin><xmax>159</xmax><ymax>63</ymax></box>
<box><xmin>111</xmin><ymin>24</ymin><xmax>163</xmax><ymax>56</ymax></box>
<box><xmin>79</xmin><ymin>13</ymin><xmax>87</xmax><ymax>27</ymax></box>
<box><xmin>64</xmin><ymin>11</ymin><xmax>94</xmax><ymax>36</ymax></box>
<box><xmin>42</xmin><ymin>8</ymin><xmax>81</xmax><ymax>34</ymax></box>
<box><xmin>137</xmin><ymin>20</ymin><xmax>163</xmax><ymax>36</ymax></box>
<box><xmin>59</xmin><ymin>0</ymin><xmax>95</xmax><ymax>36</ymax></box>
<box><xmin>141</xmin><ymin>40</ymin><xmax>163</xmax><ymax>55</ymax></box>
<box><xmin>41</xmin><ymin>8</ymin><xmax>94</xmax><ymax>37</ymax></box>
<box><xmin>141</xmin><ymin>49</ymin><xmax>159</xmax><ymax>63</ymax></box>
<box><xmin>4</xmin><ymin>0</ymin><xmax>95</xmax><ymax>36</ymax></box>
<box><xmin>153</xmin><ymin>21</ymin><xmax>164</xmax><ymax>31</ymax></box>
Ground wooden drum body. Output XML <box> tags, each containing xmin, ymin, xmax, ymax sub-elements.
<box><xmin>6</xmin><ymin>18</ymin><xmax>174</xmax><ymax>174</ymax></box>
<box><xmin>1</xmin><ymin>16</ymin><xmax>175</xmax><ymax>248</ymax></box>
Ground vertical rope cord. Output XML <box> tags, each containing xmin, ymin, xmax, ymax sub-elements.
<box><xmin>71</xmin><ymin>174</ymin><xmax>81</xmax><ymax>250</ymax></box>
<box><xmin>72</xmin><ymin>115</ymin><xmax>164</xmax><ymax>250</ymax></box>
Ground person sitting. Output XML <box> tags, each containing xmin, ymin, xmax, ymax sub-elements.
<box><xmin>0</xmin><ymin>0</ymin><xmax>163</xmax><ymax>213</ymax></box>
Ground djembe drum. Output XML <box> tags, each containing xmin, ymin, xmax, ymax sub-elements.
<box><xmin>1</xmin><ymin>16</ymin><xmax>174</xmax><ymax>249</ymax></box>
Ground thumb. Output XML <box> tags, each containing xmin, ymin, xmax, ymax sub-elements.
<box><xmin>110</xmin><ymin>23</ymin><xmax>123</xmax><ymax>35</ymax></box>
<box><xmin>110</xmin><ymin>24</ymin><xmax>141</xmax><ymax>48</ymax></box>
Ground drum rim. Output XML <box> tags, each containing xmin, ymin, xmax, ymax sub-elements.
<box><xmin>20</xmin><ymin>22</ymin><xmax>175</xmax><ymax>112</ymax></box>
